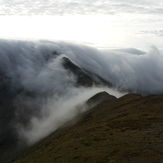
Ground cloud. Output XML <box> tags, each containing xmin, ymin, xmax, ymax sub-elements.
<box><xmin>0</xmin><ymin>40</ymin><xmax>125</xmax><ymax>147</ymax></box>
<box><xmin>1</xmin><ymin>39</ymin><xmax>163</xmax><ymax>148</ymax></box>
<box><xmin>0</xmin><ymin>0</ymin><xmax>163</xmax><ymax>15</ymax></box>
<box><xmin>20</xmin><ymin>87</ymin><xmax>122</xmax><ymax>144</ymax></box>
<box><xmin>140</xmin><ymin>30</ymin><xmax>163</xmax><ymax>37</ymax></box>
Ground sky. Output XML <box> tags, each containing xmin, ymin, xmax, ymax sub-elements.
<box><xmin>0</xmin><ymin>0</ymin><xmax>163</xmax><ymax>49</ymax></box>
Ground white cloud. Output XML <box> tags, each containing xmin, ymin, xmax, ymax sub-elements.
<box><xmin>140</xmin><ymin>30</ymin><xmax>163</xmax><ymax>37</ymax></box>
<box><xmin>0</xmin><ymin>0</ymin><xmax>163</xmax><ymax>15</ymax></box>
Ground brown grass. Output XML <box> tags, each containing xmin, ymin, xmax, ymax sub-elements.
<box><xmin>14</xmin><ymin>93</ymin><xmax>163</xmax><ymax>163</ymax></box>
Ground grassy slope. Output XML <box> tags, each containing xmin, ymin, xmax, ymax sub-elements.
<box><xmin>14</xmin><ymin>93</ymin><xmax>163</xmax><ymax>163</ymax></box>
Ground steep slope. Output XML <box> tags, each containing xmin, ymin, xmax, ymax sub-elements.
<box><xmin>0</xmin><ymin>53</ymin><xmax>112</xmax><ymax>163</ymax></box>
<box><xmin>14</xmin><ymin>93</ymin><xmax>163</xmax><ymax>163</ymax></box>
<box><xmin>61</xmin><ymin>57</ymin><xmax>111</xmax><ymax>87</ymax></box>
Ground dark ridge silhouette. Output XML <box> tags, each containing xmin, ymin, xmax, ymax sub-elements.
<box><xmin>86</xmin><ymin>91</ymin><xmax>116</xmax><ymax>106</ymax></box>
<box><xmin>62</xmin><ymin>57</ymin><xmax>112</xmax><ymax>87</ymax></box>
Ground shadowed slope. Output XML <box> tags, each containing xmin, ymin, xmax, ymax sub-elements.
<box><xmin>0</xmin><ymin>52</ymin><xmax>113</xmax><ymax>163</ymax></box>
<box><xmin>14</xmin><ymin>93</ymin><xmax>163</xmax><ymax>163</ymax></box>
<box><xmin>62</xmin><ymin>57</ymin><xmax>112</xmax><ymax>87</ymax></box>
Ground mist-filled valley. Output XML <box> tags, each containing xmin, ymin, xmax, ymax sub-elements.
<box><xmin>0</xmin><ymin>39</ymin><xmax>163</xmax><ymax>162</ymax></box>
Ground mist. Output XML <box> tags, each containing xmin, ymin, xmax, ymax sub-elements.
<box><xmin>19</xmin><ymin>87</ymin><xmax>122</xmax><ymax>144</ymax></box>
<box><xmin>0</xmin><ymin>39</ymin><xmax>163</xmax><ymax>147</ymax></box>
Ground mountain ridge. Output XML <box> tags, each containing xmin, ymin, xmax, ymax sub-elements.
<box><xmin>14</xmin><ymin>92</ymin><xmax>163</xmax><ymax>163</ymax></box>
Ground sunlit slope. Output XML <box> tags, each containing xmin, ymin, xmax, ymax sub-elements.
<box><xmin>14</xmin><ymin>93</ymin><xmax>163</xmax><ymax>163</ymax></box>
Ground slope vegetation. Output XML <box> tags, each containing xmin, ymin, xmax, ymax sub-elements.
<box><xmin>14</xmin><ymin>92</ymin><xmax>163</xmax><ymax>163</ymax></box>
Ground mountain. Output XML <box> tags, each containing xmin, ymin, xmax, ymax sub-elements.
<box><xmin>0</xmin><ymin>41</ymin><xmax>163</xmax><ymax>163</ymax></box>
<box><xmin>14</xmin><ymin>92</ymin><xmax>163</xmax><ymax>163</ymax></box>
<box><xmin>61</xmin><ymin>57</ymin><xmax>112</xmax><ymax>87</ymax></box>
<box><xmin>0</xmin><ymin>53</ymin><xmax>112</xmax><ymax>163</ymax></box>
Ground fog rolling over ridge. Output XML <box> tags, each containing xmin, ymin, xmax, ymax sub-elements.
<box><xmin>0</xmin><ymin>39</ymin><xmax>163</xmax><ymax>150</ymax></box>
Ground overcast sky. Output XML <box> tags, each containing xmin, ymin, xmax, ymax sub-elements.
<box><xmin>0</xmin><ymin>0</ymin><xmax>163</xmax><ymax>49</ymax></box>
<box><xmin>0</xmin><ymin>0</ymin><xmax>163</xmax><ymax>15</ymax></box>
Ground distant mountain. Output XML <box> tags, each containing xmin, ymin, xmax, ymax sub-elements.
<box><xmin>14</xmin><ymin>92</ymin><xmax>163</xmax><ymax>163</ymax></box>
<box><xmin>61</xmin><ymin>57</ymin><xmax>112</xmax><ymax>87</ymax></box>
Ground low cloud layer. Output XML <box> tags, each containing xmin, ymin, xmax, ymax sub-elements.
<box><xmin>140</xmin><ymin>30</ymin><xmax>163</xmax><ymax>37</ymax></box>
<box><xmin>0</xmin><ymin>40</ymin><xmax>163</xmax><ymax>148</ymax></box>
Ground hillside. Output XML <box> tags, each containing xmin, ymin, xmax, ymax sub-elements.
<box><xmin>14</xmin><ymin>92</ymin><xmax>163</xmax><ymax>163</ymax></box>
<box><xmin>0</xmin><ymin>53</ymin><xmax>113</xmax><ymax>163</ymax></box>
